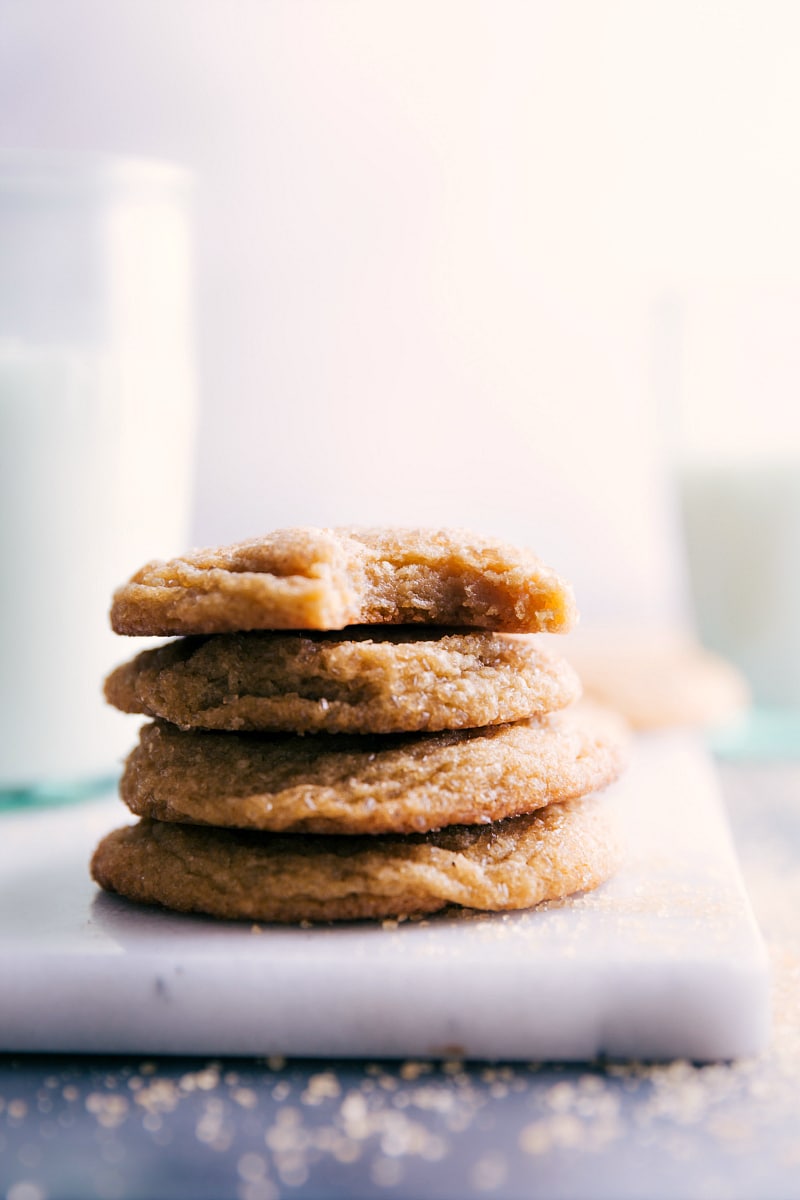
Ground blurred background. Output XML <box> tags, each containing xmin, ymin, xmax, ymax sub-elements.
<box><xmin>1</xmin><ymin>0</ymin><xmax>799</xmax><ymax>785</ymax></box>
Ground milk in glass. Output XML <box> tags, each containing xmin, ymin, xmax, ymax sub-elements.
<box><xmin>674</xmin><ymin>285</ymin><xmax>800</xmax><ymax>712</ymax></box>
<box><xmin>0</xmin><ymin>155</ymin><xmax>195</xmax><ymax>797</ymax></box>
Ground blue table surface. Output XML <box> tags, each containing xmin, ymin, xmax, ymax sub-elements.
<box><xmin>1</xmin><ymin>759</ymin><xmax>799</xmax><ymax>1200</ymax></box>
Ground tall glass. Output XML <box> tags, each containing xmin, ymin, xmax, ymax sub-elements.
<box><xmin>667</xmin><ymin>284</ymin><xmax>800</xmax><ymax>756</ymax></box>
<box><xmin>0</xmin><ymin>153</ymin><xmax>196</xmax><ymax>804</ymax></box>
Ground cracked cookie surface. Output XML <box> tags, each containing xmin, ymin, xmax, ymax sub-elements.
<box><xmin>119</xmin><ymin>708</ymin><xmax>626</xmax><ymax>836</ymax></box>
<box><xmin>110</xmin><ymin>527</ymin><xmax>577</xmax><ymax>636</ymax></box>
<box><xmin>105</xmin><ymin>629</ymin><xmax>581</xmax><ymax>734</ymax></box>
<box><xmin>90</xmin><ymin>797</ymin><xmax>618</xmax><ymax>922</ymax></box>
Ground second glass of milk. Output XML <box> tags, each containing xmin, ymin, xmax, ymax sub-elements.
<box><xmin>670</xmin><ymin>284</ymin><xmax>800</xmax><ymax>738</ymax></box>
<box><xmin>0</xmin><ymin>154</ymin><xmax>195</xmax><ymax>802</ymax></box>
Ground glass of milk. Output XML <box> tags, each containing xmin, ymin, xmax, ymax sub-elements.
<box><xmin>0</xmin><ymin>153</ymin><xmax>196</xmax><ymax>803</ymax></box>
<box><xmin>666</xmin><ymin>284</ymin><xmax>800</xmax><ymax>753</ymax></box>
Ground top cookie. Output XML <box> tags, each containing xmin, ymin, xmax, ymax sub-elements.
<box><xmin>110</xmin><ymin>527</ymin><xmax>577</xmax><ymax>636</ymax></box>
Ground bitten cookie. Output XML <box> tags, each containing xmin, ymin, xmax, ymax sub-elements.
<box><xmin>110</xmin><ymin>527</ymin><xmax>577</xmax><ymax>636</ymax></box>
<box><xmin>105</xmin><ymin>629</ymin><xmax>581</xmax><ymax>735</ymax></box>
<box><xmin>90</xmin><ymin>798</ymin><xmax>619</xmax><ymax>923</ymax></box>
<box><xmin>119</xmin><ymin>708</ymin><xmax>627</xmax><ymax>836</ymax></box>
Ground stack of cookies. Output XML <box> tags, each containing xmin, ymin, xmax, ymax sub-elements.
<box><xmin>91</xmin><ymin>528</ymin><xmax>626</xmax><ymax>923</ymax></box>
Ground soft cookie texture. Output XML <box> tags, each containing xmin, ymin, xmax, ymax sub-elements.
<box><xmin>104</xmin><ymin>628</ymin><xmax>581</xmax><ymax>735</ymax></box>
<box><xmin>110</xmin><ymin>527</ymin><xmax>577</xmax><ymax>636</ymax></box>
<box><xmin>119</xmin><ymin>709</ymin><xmax>627</xmax><ymax>836</ymax></box>
<box><xmin>90</xmin><ymin>798</ymin><xmax>619</xmax><ymax>923</ymax></box>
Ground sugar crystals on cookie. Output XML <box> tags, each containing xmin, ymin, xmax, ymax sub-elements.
<box><xmin>93</xmin><ymin>526</ymin><xmax>625</xmax><ymax>923</ymax></box>
<box><xmin>110</xmin><ymin>527</ymin><xmax>577</xmax><ymax>636</ymax></box>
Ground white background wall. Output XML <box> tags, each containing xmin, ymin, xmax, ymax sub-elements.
<box><xmin>2</xmin><ymin>0</ymin><xmax>799</xmax><ymax>623</ymax></box>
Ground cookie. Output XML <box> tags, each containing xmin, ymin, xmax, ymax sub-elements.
<box><xmin>565</xmin><ymin>627</ymin><xmax>750</xmax><ymax>730</ymax></box>
<box><xmin>109</xmin><ymin>527</ymin><xmax>577</xmax><ymax>636</ymax></box>
<box><xmin>91</xmin><ymin>797</ymin><xmax>618</xmax><ymax>922</ymax></box>
<box><xmin>119</xmin><ymin>709</ymin><xmax>627</xmax><ymax>836</ymax></box>
<box><xmin>105</xmin><ymin>628</ymin><xmax>581</xmax><ymax>735</ymax></box>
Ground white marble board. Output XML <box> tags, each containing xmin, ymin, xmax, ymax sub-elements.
<box><xmin>0</xmin><ymin>734</ymin><xmax>769</xmax><ymax>1061</ymax></box>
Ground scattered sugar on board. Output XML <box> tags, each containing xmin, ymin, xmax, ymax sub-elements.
<box><xmin>2</xmin><ymin>767</ymin><xmax>799</xmax><ymax>1196</ymax></box>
